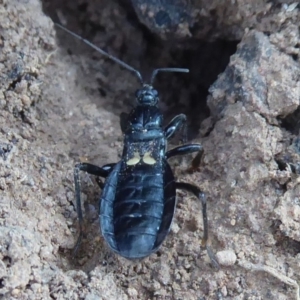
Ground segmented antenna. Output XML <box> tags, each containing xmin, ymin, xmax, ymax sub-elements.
<box><xmin>150</xmin><ymin>68</ymin><xmax>189</xmax><ymax>85</ymax></box>
<box><xmin>55</xmin><ymin>23</ymin><xmax>189</xmax><ymax>86</ymax></box>
<box><xmin>55</xmin><ymin>23</ymin><xmax>144</xmax><ymax>85</ymax></box>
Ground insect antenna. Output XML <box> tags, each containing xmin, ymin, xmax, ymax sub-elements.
<box><xmin>55</xmin><ymin>23</ymin><xmax>144</xmax><ymax>85</ymax></box>
<box><xmin>150</xmin><ymin>68</ymin><xmax>189</xmax><ymax>85</ymax></box>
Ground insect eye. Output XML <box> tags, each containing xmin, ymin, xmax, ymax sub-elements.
<box><xmin>152</xmin><ymin>89</ymin><xmax>158</xmax><ymax>97</ymax></box>
<box><xmin>135</xmin><ymin>89</ymin><xmax>143</xmax><ymax>99</ymax></box>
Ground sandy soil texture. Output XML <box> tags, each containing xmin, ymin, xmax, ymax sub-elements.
<box><xmin>0</xmin><ymin>0</ymin><xmax>300</xmax><ymax>299</ymax></box>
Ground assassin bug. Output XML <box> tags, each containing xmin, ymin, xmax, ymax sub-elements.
<box><xmin>55</xmin><ymin>23</ymin><xmax>218</xmax><ymax>266</ymax></box>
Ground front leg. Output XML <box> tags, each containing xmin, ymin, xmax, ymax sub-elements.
<box><xmin>175</xmin><ymin>182</ymin><xmax>219</xmax><ymax>269</ymax></box>
<box><xmin>73</xmin><ymin>162</ymin><xmax>115</xmax><ymax>255</ymax></box>
<box><xmin>119</xmin><ymin>112</ymin><xmax>128</xmax><ymax>133</ymax></box>
<box><xmin>164</xmin><ymin>114</ymin><xmax>187</xmax><ymax>143</ymax></box>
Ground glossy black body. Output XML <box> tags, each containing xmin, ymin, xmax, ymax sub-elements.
<box><xmin>59</xmin><ymin>23</ymin><xmax>217</xmax><ymax>265</ymax></box>
<box><xmin>73</xmin><ymin>84</ymin><xmax>214</xmax><ymax>262</ymax></box>
<box><xmin>100</xmin><ymin>104</ymin><xmax>176</xmax><ymax>258</ymax></box>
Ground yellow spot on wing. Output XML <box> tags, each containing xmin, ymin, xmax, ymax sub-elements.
<box><xmin>126</xmin><ymin>152</ymin><xmax>140</xmax><ymax>165</ymax></box>
<box><xmin>143</xmin><ymin>152</ymin><xmax>156</xmax><ymax>165</ymax></box>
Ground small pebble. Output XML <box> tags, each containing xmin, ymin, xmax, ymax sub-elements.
<box><xmin>127</xmin><ymin>287</ymin><xmax>138</xmax><ymax>298</ymax></box>
<box><xmin>216</xmin><ymin>249</ymin><xmax>237</xmax><ymax>266</ymax></box>
<box><xmin>11</xmin><ymin>289</ymin><xmax>20</xmax><ymax>296</ymax></box>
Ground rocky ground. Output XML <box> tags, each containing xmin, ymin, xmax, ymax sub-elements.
<box><xmin>0</xmin><ymin>0</ymin><xmax>300</xmax><ymax>299</ymax></box>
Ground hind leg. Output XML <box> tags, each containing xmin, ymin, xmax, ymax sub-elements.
<box><xmin>175</xmin><ymin>181</ymin><xmax>219</xmax><ymax>269</ymax></box>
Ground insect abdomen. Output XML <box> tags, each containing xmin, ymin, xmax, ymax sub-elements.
<box><xmin>112</xmin><ymin>171</ymin><xmax>164</xmax><ymax>258</ymax></box>
<box><xmin>100</xmin><ymin>162</ymin><xmax>176</xmax><ymax>259</ymax></box>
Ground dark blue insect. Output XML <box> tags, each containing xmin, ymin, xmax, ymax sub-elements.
<box><xmin>56</xmin><ymin>24</ymin><xmax>218</xmax><ymax>266</ymax></box>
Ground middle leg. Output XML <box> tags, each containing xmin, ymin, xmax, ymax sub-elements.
<box><xmin>73</xmin><ymin>162</ymin><xmax>115</xmax><ymax>255</ymax></box>
<box><xmin>166</xmin><ymin>144</ymin><xmax>203</xmax><ymax>170</ymax></box>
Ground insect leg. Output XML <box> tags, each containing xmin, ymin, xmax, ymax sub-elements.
<box><xmin>166</xmin><ymin>143</ymin><xmax>203</xmax><ymax>170</ymax></box>
<box><xmin>164</xmin><ymin>114</ymin><xmax>187</xmax><ymax>143</ymax></box>
<box><xmin>119</xmin><ymin>112</ymin><xmax>128</xmax><ymax>133</ymax></box>
<box><xmin>175</xmin><ymin>181</ymin><xmax>219</xmax><ymax>269</ymax></box>
<box><xmin>73</xmin><ymin>162</ymin><xmax>115</xmax><ymax>255</ymax></box>
<box><xmin>94</xmin><ymin>163</ymin><xmax>116</xmax><ymax>188</ymax></box>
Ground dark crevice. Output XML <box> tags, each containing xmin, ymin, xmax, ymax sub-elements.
<box><xmin>275</xmin><ymin>158</ymin><xmax>288</xmax><ymax>171</ymax></box>
<box><xmin>7</xmin><ymin>73</ymin><xmax>23</xmax><ymax>91</ymax></box>
<box><xmin>98</xmin><ymin>87</ymin><xmax>107</xmax><ymax>97</ymax></box>
<box><xmin>41</xmin><ymin>0</ymin><xmax>238</xmax><ymax>139</ymax></box>
<box><xmin>279</xmin><ymin>106</ymin><xmax>300</xmax><ymax>135</ymax></box>
<box><xmin>77</xmin><ymin>2</ymin><xmax>88</xmax><ymax>12</ymax></box>
<box><xmin>18</xmin><ymin>110</ymin><xmax>33</xmax><ymax>126</ymax></box>
<box><xmin>275</xmin><ymin>153</ymin><xmax>300</xmax><ymax>175</ymax></box>
<box><xmin>118</xmin><ymin>0</ymin><xmax>148</xmax><ymax>30</ymax></box>
<box><xmin>273</xmin><ymin>176</ymin><xmax>288</xmax><ymax>193</ymax></box>
<box><xmin>8</xmin><ymin>70</ymin><xmax>38</xmax><ymax>92</ymax></box>
<box><xmin>3</xmin><ymin>256</ymin><xmax>12</xmax><ymax>267</ymax></box>
<box><xmin>271</xmin><ymin>220</ymin><xmax>300</xmax><ymax>256</ymax></box>
<box><xmin>0</xmin><ymin>142</ymin><xmax>13</xmax><ymax>161</ymax></box>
